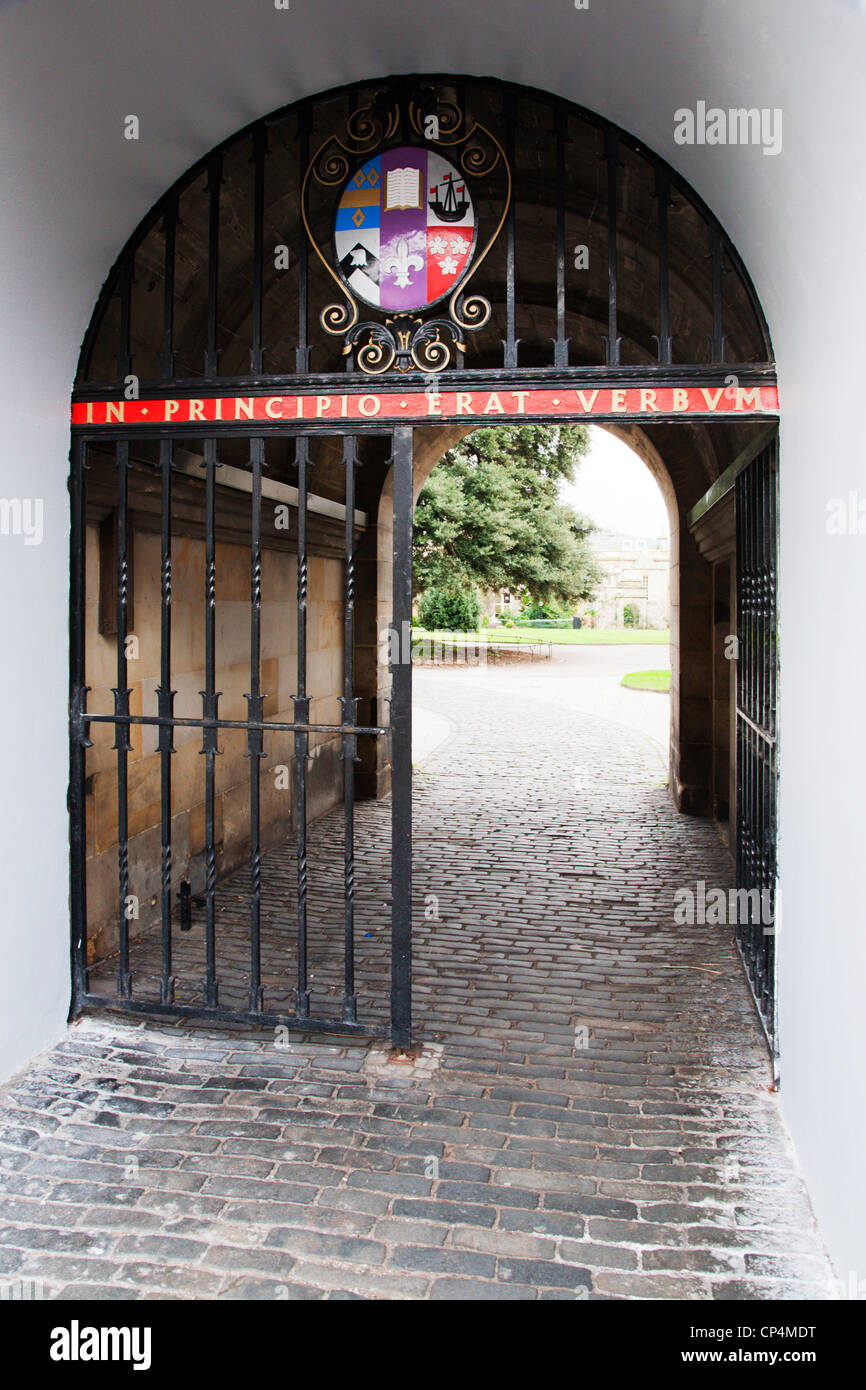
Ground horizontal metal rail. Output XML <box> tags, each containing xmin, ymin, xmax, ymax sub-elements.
<box><xmin>80</xmin><ymin>714</ymin><xmax>388</xmax><ymax>737</ymax></box>
<box><xmin>79</xmin><ymin>995</ymin><xmax>380</xmax><ymax>1038</ymax></box>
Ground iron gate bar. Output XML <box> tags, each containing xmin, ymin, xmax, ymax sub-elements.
<box><xmin>69</xmin><ymin>436</ymin><xmax>90</xmax><ymax>1012</ymax></box>
<box><xmin>341</xmin><ymin>435</ymin><xmax>359</xmax><ymax>1023</ymax></box>
<box><xmin>390</xmin><ymin>426</ymin><xmax>413</xmax><ymax>1049</ymax></box>
<box><xmin>84</xmin><ymin>713</ymin><xmax>389</xmax><ymax>736</ymax></box>
<box><xmin>205</xmin><ymin>154</ymin><xmax>222</xmax><ymax>378</ymax></box>
<box><xmin>159</xmin><ymin>194</ymin><xmax>177</xmax><ymax>380</ymax></box>
<box><xmin>553</xmin><ymin>102</ymin><xmax>569</xmax><ymax>368</ymax></box>
<box><xmin>117</xmin><ymin>261</ymin><xmax>132</xmax><ymax>384</ymax></box>
<box><xmin>654</xmin><ymin>167</ymin><xmax>673</xmax><ymax>366</ymax></box>
<box><xmin>250</xmin><ymin>131</ymin><xmax>266</xmax><ymax>376</ymax></box>
<box><xmin>77</xmin><ymin>995</ymin><xmax>374</xmax><ymax>1037</ymax></box>
<box><xmin>247</xmin><ymin>437</ymin><xmax>265</xmax><ymax>1013</ymax></box>
<box><xmin>604</xmin><ymin>129</ymin><xmax>621</xmax><ymax>367</ymax></box>
<box><xmin>113</xmin><ymin>440</ymin><xmax>133</xmax><ymax>998</ymax></box>
<box><xmin>295</xmin><ymin>105</ymin><xmax>311</xmax><ymax>375</ymax></box>
<box><xmin>294</xmin><ymin>435</ymin><xmax>311</xmax><ymax>1020</ymax></box>
<box><xmin>502</xmin><ymin>90</ymin><xmax>518</xmax><ymax>369</ymax></box>
<box><xmin>157</xmin><ymin>438</ymin><xmax>175</xmax><ymax>1005</ymax></box>
<box><xmin>202</xmin><ymin>438</ymin><xmax>220</xmax><ymax>1008</ymax></box>
<box><xmin>72</xmin><ymin>365</ymin><xmax>779</xmax><ymax>405</ymax></box>
<box><xmin>710</xmin><ymin>226</ymin><xmax>727</xmax><ymax>364</ymax></box>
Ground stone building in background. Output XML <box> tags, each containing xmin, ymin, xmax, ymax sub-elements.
<box><xmin>583</xmin><ymin>531</ymin><xmax>671</xmax><ymax>629</ymax></box>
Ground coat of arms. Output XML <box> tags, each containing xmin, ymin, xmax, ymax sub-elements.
<box><xmin>301</xmin><ymin>83</ymin><xmax>510</xmax><ymax>372</ymax></box>
<box><xmin>334</xmin><ymin>146</ymin><xmax>477</xmax><ymax>313</ymax></box>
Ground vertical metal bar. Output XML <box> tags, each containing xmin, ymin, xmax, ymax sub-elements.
<box><xmin>769</xmin><ymin>443</ymin><xmax>779</xmax><ymax>740</ymax></box>
<box><xmin>552</xmin><ymin>103</ymin><xmax>569</xmax><ymax>368</ymax></box>
<box><xmin>502</xmin><ymin>91</ymin><xmax>518</xmax><ymax>368</ymax></box>
<box><xmin>69</xmin><ymin>437</ymin><xmax>91</xmax><ymax>1008</ymax></box>
<box><xmin>205</xmin><ymin>154</ymin><xmax>222</xmax><ymax>377</ymax></box>
<box><xmin>160</xmin><ymin>195</ymin><xmax>177</xmax><ymax>379</ymax></box>
<box><xmin>296</xmin><ymin>106</ymin><xmax>311</xmax><ymax>374</ymax></box>
<box><xmin>157</xmin><ymin>439</ymin><xmax>175</xmax><ymax>1005</ymax></box>
<box><xmin>604</xmin><ymin>129</ymin><xmax>621</xmax><ymax>366</ymax></box>
<box><xmin>655</xmin><ymin>168</ymin><xmax>673</xmax><ymax>365</ymax></box>
<box><xmin>250</xmin><ymin>129</ymin><xmax>266</xmax><ymax>376</ymax></box>
<box><xmin>114</xmin><ymin>441</ymin><xmax>133</xmax><ymax>997</ymax></box>
<box><xmin>247</xmin><ymin>437</ymin><xmax>265</xmax><ymax>1012</ymax></box>
<box><xmin>341</xmin><ymin>436</ymin><xmax>358</xmax><ymax>1022</ymax></box>
<box><xmin>201</xmin><ymin>438</ymin><xmax>220</xmax><ymax>1006</ymax></box>
<box><xmin>118</xmin><ymin>260</ymin><xmax>132</xmax><ymax>384</ymax></box>
<box><xmin>293</xmin><ymin>435</ymin><xmax>311</xmax><ymax>1018</ymax></box>
<box><xmin>390</xmin><ymin>426</ymin><xmax>414</xmax><ymax>1049</ymax></box>
<box><xmin>710</xmin><ymin>226</ymin><xmax>726</xmax><ymax>363</ymax></box>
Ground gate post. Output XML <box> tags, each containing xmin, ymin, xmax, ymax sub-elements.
<box><xmin>390</xmin><ymin>427</ymin><xmax>413</xmax><ymax>1049</ymax></box>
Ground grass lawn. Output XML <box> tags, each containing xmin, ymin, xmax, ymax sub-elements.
<box><xmin>412</xmin><ymin>627</ymin><xmax>671</xmax><ymax>646</ymax></box>
<box><xmin>621</xmin><ymin>669</ymin><xmax>672</xmax><ymax>693</ymax></box>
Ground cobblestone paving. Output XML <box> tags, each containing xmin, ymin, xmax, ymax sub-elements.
<box><xmin>0</xmin><ymin>667</ymin><xmax>835</xmax><ymax>1300</ymax></box>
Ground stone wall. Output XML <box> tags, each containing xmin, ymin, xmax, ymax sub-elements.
<box><xmin>83</xmin><ymin>525</ymin><xmax>344</xmax><ymax>966</ymax></box>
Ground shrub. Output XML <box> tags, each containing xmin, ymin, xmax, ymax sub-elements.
<box><xmin>418</xmin><ymin>586</ymin><xmax>481</xmax><ymax>632</ymax></box>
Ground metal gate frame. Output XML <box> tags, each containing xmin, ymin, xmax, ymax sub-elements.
<box><xmin>66</xmin><ymin>72</ymin><xmax>783</xmax><ymax>1057</ymax></box>
<box><xmin>69</xmin><ymin>424</ymin><xmax>415</xmax><ymax>1048</ymax></box>
<box><xmin>735</xmin><ymin>430</ymin><xmax>780</xmax><ymax>1076</ymax></box>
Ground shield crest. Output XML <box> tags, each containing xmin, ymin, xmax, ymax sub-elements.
<box><xmin>334</xmin><ymin>146</ymin><xmax>476</xmax><ymax>313</ymax></box>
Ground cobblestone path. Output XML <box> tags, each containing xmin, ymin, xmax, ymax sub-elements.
<box><xmin>0</xmin><ymin>666</ymin><xmax>835</xmax><ymax>1299</ymax></box>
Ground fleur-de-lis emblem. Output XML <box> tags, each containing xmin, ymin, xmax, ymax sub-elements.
<box><xmin>382</xmin><ymin>236</ymin><xmax>423</xmax><ymax>289</ymax></box>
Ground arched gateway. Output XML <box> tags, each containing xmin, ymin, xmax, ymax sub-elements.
<box><xmin>70</xmin><ymin>76</ymin><xmax>779</xmax><ymax>1062</ymax></box>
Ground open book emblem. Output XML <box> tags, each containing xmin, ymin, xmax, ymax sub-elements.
<box><xmin>384</xmin><ymin>167</ymin><xmax>422</xmax><ymax>211</ymax></box>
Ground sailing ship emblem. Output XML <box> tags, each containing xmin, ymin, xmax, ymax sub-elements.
<box><xmin>333</xmin><ymin>145</ymin><xmax>476</xmax><ymax>312</ymax></box>
<box><xmin>427</xmin><ymin>172</ymin><xmax>469</xmax><ymax>223</ymax></box>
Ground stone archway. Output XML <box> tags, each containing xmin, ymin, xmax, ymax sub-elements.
<box><xmin>371</xmin><ymin>417</ymin><xmax>765</xmax><ymax>820</ymax></box>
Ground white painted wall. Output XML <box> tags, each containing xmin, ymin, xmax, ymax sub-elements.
<box><xmin>1</xmin><ymin>0</ymin><xmax>864</xmax><ymax>1274</ymax></box>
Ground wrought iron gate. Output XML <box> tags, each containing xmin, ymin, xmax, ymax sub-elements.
<box><xmin>68</xmin><ymin>73</ymin><xmax>781</xmax><ymax>1059</ymax></box>
<box><xmin>69</xmin><ymin>425</ymin><xmax>415</xmax><ymax>1047</ymax></box>
<box><xmin>735</xmin><ymin>432</ymin><xmax>779</xmax><ymax>1067</ymax></box>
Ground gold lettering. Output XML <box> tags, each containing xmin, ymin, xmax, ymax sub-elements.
<box><xmin>214</xmin><ymin>397</ymin><xmax>223</xmax><ymax>420</ymax></box>
<box><xmin>576</xmin><ymin>390</ymin><xmax>599</xmax><ymax>413</ymax></box>
<box><xmin>640</xmin><ymin>389</ymin><xmax>659</xmax><ymax>412</ymax></box>
<box><xmin>106</xmin><ymin>401</ymin><xmax>125</xmax><ymax>423</ymax></box>
<box><xmin>456</xmin><ymin>392</ymin><xmax>474</xmax><ymax>415</ymax></box>
<box><xmin>734</xmin><ymin>388</ymin><xmax>762</xmax><ymax>411</ymax></box>
<box><xmin>427</xmin><ymin>392</ymin><xmax>442</xmax><ymax>416</ymax></box>
<box><xmin>672</xmin><ymin>388</ymin><xmax>690</xmax><ymax>412</ymax></box>
<box><xmin>700</xmin><ymin>388</ymin><xmax>724</xmax><ymax>411</ymax></box>
<box><xmin>265</xmin><ymin>397</ymin><xmax>283</xmax><ymax>419</ymax></box>
<box><xmin>316</xmin><ymin>396</ymin><xmax>332</xmax><ymax>417</ymax></box>
<box><xmin>510</xmin><ymin>391</ymin><xmax>528</xmax><ymax>414</ymax></box>
<box><xmin>483</xmin><ymin>392</ymin><xmax>504</xmax><ymax>414</ymax></box>
<box><xmin>611</xmin><ymin>389</ymin><xmax>627</xmax><ymax>412</ymax></box>
<box><xmin>358</xmin><ymin>394</ymin><xmax>381</xmax><ymax>417</ymax></box>
<box><xmin>189</xmin><ymin>400</ymin><xmax>205</xmax><ymax>421</ymax></box>
<box><xmin>234</xmin><ymin>398</ymin><xmax>254</xmax><ymax>420</ymax></box>
<box><xmin>164</xmin><ymin>400</ymin><xmax>180</xmax><ymax>421</ymax></box>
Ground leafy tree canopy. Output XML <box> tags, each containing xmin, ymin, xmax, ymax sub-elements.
<box><xmin>413</xmin><ymin>425</ymin><xmax>601</xmax><ymax>607</ymax></box>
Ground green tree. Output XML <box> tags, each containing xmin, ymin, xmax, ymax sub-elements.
<box><xmin>413</xmin><ymin>424</ymin><xmax>601</xmax><ymax>608</ymax></box>
<box><xmin>417</xmin><ymin>586</ymin><xmax>481</xmax><ymax>632</ymax></box>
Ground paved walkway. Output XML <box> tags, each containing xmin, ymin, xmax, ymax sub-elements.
<box><xmin>0</xmin><ymin>658</ymin><xmax>835</xmax><ymax>1299</ymax></box>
